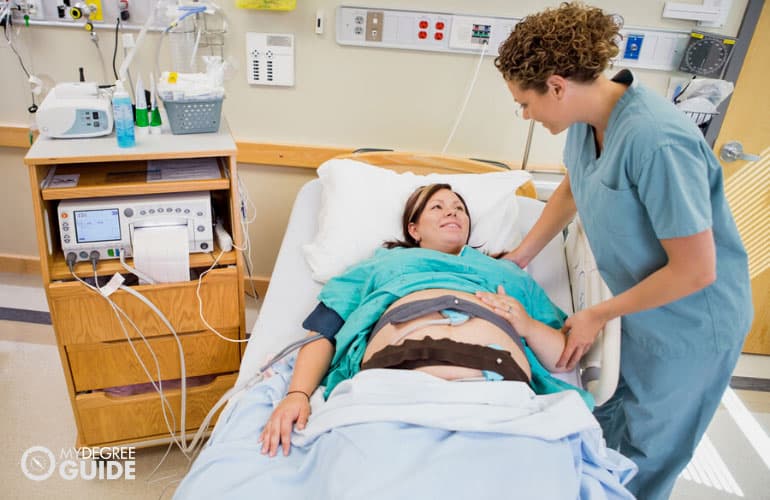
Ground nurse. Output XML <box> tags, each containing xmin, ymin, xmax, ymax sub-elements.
<box><xmin>493</xmin><ymin>3</ymin><xmax>753</xmax><ymax>499</ymax></box>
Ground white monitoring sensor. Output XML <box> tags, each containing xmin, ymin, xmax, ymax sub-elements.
<box><xmin>246</xmin><ymin>33</ymin><xmax>295</xmax><ymax>86</ymax></box>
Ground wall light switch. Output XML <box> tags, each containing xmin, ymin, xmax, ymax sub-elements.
<box><xmin>315</xmin><ymin>9</ymin><xmax>324</xmax><ymax>34</ymax></box>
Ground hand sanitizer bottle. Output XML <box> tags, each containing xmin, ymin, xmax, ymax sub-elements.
<box><xmin>112</xmin><ymin>80</ymin><xmax>135</xmax><ymax>148</ymax></box>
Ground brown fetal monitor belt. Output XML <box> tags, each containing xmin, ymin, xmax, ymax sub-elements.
<box><xmin>360</xmin><ymin>337</ymin><xmax>530</xmax><ymax>383</ymax></box>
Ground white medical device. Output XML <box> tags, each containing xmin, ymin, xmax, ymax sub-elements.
<box><xmin>58</xmin><ymin>191</ymin><xmax>214</xmax><ymax>263</ymax></box>
<box><xmin>37</xmin><ymin>82</ymin><xmax>114</xmax><ymax>139</ymax></box>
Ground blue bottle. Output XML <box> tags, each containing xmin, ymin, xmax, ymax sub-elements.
<box><xmin>112</xmin><ymin>80</ymin><xmax>136</xmax><ymax>148</ymax></box>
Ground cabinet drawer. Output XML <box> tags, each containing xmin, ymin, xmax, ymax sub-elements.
<box><xmin>76</xmin><ymin>373</ymin><xmax>237</xmax><ymax>446</ymax></box>
<box><xmin>48</xmin><ymin>267</ymin><xmax>240</xmax><ymax>345</ymax></box>
<box><xmin>68</xmin><ymin>329</ymin><xmax>241</xmax><ymax>392</ymax></box>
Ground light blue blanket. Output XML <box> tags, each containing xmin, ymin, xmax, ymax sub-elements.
<box><xmin>174</xmin><ymin>358</ymin><xmax>636</xmax><ymax>500</ymax></box>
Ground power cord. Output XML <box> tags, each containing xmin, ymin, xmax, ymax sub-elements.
<box><xmin>196</xmin><ymin>248</ymin><xmax>248</xmax><ymax>343</ymax></box>
<box><xmin>441</xmin><ymin>40</ymin><xmax>489</xmax><ymax>154</ymax></box>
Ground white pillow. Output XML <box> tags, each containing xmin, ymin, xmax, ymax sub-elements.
<box><xmin>303</xmin><ymin>159</ymin><xmax>532</xmax><ymax>282</ymax></box>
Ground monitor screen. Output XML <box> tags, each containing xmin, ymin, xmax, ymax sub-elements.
<box><xmin>74</xmin><ymin>209</ymin><xmax>121</xmax><ymax>243</ymax></box>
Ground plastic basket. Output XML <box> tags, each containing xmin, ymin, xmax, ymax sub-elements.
<box><xmin>162</xmin><ymin>97</ymin><xmax>223</xmax><ymax>135</ymax></box>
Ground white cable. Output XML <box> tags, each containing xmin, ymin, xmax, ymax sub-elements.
<box><xmin>90</xmin><ymin>34</ymin><xmax>109</xmax><ymax>84</ymax></box>
<box><xmin>196</xmin><ymin>249</ymin><xmax>249</xmax><ymax>343</ymax></box>
<box><xmin>120</xmin><ymin>249</ymin><xmax>157</xmax><ymax>284</ymax></box>
<box><xmin>441</xmin><ymin>41</ymin><xmax>489</xmax><ymax>154</ymax></box>
<box><xmin>189</xmin><ymin>16</ymin><xmax>202</xmax><ymax>68</ymax></box>
<box><xmin>73</xmin><ymin>269</ymin><xmax>187</xmax><ymax>455</ymax></box>
<box><xmin>118</xmin><ymin>283</ymin><xmax>189</xmax><ymax>443</ymax></box>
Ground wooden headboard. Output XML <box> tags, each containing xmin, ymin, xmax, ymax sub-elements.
<box><xmin>334</xmin><ymin>151</ymin><xmax>537</xmax><ymax>199</ymax></box>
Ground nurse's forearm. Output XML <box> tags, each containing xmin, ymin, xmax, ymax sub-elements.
<box><xmin>590</xmin><ymin>229</ymin><xmax>717</xmax><ymax>323</ymax></box>
<box><xmin>287</xmin><ymin>332</ymin><xmax>334</xmax><ymax>397</ymax></box>
<box><xmin>518</xmin><ymin>175</ymin><xmax>577</xmax><ymax>262</ymax></box>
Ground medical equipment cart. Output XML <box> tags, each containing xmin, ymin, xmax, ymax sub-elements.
<box><xmin>24</xmin><ymin>123</ymin><xmax>246</xmax><ymax>448</ymax></box>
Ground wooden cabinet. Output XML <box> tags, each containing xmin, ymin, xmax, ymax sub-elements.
<box><xmin>24</xmin><ymin>124</ymin><xmax>245</xmax><ymax>448</ymax></box>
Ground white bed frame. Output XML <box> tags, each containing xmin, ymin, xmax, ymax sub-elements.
<box><xmin>236</xmin><ymin>178</ymin><xmax>620</xmax><ymax>406</ymax></box>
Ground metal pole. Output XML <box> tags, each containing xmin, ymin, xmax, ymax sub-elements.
<box><xmin>520</xmin><ymin>120</ymin><xmax>536</xmax><ymax>170</ymax></box>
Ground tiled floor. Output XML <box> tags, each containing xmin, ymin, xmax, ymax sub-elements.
<box><xmin>2</xmin><ymin>272</ymin><xmax>768</xmax><ymax>499</ymax></box>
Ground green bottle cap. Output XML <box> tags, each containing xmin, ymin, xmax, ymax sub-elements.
<box><xmin>150</xmin><ymin>107</ymin><xmax>162</xmax><ymax>127</ymax></box>
<box><xmin>135</xmin><ymin>107</ymin><xmax>149</xmax><ymax>127</ymax></box>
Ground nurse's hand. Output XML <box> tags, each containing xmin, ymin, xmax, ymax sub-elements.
<box><xmin>259</xmin><ymin>391</ymin><xmax>310</xmax><ymax>457</ymax></box>
<box><xmin>556</xmin><ymin>308</ymin><xmax>606</xmax><ymax>370</ymax></box>
<box><xmin>500</xmin><ymin>246</ymin><xmax>531</xmax><ymax>269</ymax></box>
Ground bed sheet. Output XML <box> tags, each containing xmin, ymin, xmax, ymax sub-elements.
<box><xmin>175</xmin><ymin>357</ymin><xmax>635</xmax><ymax>500</ymax></box>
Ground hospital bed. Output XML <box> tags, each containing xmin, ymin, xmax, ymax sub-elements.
<box><xmin>173</xmin><ymin>153</ymin><xmax>633</xmax><ymax>499</ymax></box>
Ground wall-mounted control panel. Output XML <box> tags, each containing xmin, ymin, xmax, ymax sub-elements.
<box><xmin>337</xmin><ymin>5</ymin><xmax>693</xmax><ymax>72</ymax></box>
<box><xmin>246</xmin><ymin>33</ymin><xmax>295</xmax><ymax>86</ymax></box>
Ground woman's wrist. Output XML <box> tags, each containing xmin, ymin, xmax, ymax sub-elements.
<box><xmin>285</xmin><ymin>390</ymin><xmax>311</xmax><ymax>401</ymax></box>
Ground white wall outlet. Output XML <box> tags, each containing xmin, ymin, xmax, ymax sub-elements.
<box><xmin>246</xmin><ymin>33</ymin><xmax>295</xmax><ymax>87</ymax></box>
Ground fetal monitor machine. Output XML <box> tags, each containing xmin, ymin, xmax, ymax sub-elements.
<box><xmin>58</xmin><ymin>191</ymin><xmax>214</xmax><ymax>263</ymax></box>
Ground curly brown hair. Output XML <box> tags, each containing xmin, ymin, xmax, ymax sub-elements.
<box><xmin>494</xmin><ymin>2</ymin><xmax>621</xmax><ymax>93</ymax></box>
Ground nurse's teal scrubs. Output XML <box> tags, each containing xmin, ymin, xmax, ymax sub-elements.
<box><xmin>563</xmin><ymin>70</ymin><xmax>753</xmax><ymax>500</ymax></box>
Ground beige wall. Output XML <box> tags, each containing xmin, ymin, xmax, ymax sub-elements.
<box><xmin>0</xmin><ymin>1</ymin><xmax>748</xmax><ymax>276</ymax></box>
<box><xmin>0</xmin><ymin>147</ymin><xmax>38</xmax><ymax>255</ymax></box>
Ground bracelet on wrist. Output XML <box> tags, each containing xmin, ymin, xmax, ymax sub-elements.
<box><xmin>286</xmin><ymin>390</ymin><xmax>310</xmax><ymax>401</ymax></box>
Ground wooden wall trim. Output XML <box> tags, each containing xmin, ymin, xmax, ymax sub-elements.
<box><xmin>235</xmin><ymin>141</ymin><xmax>354</xmax><ymax>169</ymax></box>
<box><xmin>0</xmin><ymin>253</ymin><xmax>41</xmax><ymax>274</ymax></box>
<box><xmin>2</xmin><ymin>125</ymin><xmax>564</xmax><ymax>171</ymax></box>
<box><xmin>0</xmin><ymin>125</ymin><xmax>36</xmax><ymax>148</ymax></box>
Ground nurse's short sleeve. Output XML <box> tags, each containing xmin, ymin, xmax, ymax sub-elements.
<box><xmin>635</xmin><ymin>143</ymin><xmax>713</xmax><ymax>239</ymax></box>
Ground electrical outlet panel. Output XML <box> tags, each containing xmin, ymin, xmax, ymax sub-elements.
<box><xmin>336</xmin><ymin>6</ymin><xmax>516</xmax><ymax>56</ymax></box>
<box><xmin>615</xmin><ymin>29</ymin><xmax>691</xmax><ymax>71</ymax></box>
<box><xmin>337</xmin><ymin>6</ymin><xmax>693</xmax><ymax>74</ymax></box>
<box><xmin>246</xmin><ymin>33</ymin><xmax>295</xmax><ymax>86</ymax></box>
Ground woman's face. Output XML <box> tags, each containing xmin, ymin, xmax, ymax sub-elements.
<box><xmin>506</xmin><ymin>79</ymin><xmax>570</xmax><ymax>135</ymax></box>
<box><xmin>408</xmin><ymin>189</ymin><xmax>470</xmax><ymax>254</ymax></box>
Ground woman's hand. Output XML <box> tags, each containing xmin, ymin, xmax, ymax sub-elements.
<box><xmin>556</xmin><ymin>308</ymin><xmax>606</xmax><ymax>370</ymax></box>
<box><xmin>259</xmin><ymin>391</ymin><xmax>311</xmax><ymax>457</ymax></box>
<box><xmin>476</xmin><ymin>285</ymin><xmax>535</xmax><ymax>336</ymax></box>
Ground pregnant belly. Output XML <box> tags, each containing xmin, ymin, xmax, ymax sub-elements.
<box><xmin>362</xmin><ymin>289</ymin><xmax>531</xmax><ymax>380</ymax></box>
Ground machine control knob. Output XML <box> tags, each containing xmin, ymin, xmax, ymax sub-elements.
<box><xmin>200</xmin><ymin>242</ymin><xmax>209</xmax><ymax>250</ymax></box>
<box><xmin>197</xmin><ymin>225</ymin><xmax>205</xmax><ymax>232</ymax></box>
<box><xmin>124</xmin><ymin>208</ymin><xmax>134</xmax><ymax>217</ymax></box>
